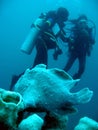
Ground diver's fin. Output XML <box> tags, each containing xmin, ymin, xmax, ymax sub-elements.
<box><xmin>9</xmin><ymin>75</ymin><xmax>20</xmax><ymax>91</ymax></box>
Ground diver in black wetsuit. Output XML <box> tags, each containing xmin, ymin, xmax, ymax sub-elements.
<box><xmin>63</xmin><ymin>15</ymin><xmax>95</xmax><ymax>79</ymax></box>
<box><xmin>10</xmin><ymin>7</ymin><xmax>69</xmax><ymax>90</ymax></box>
<box><xmin>32</xmin><ymin>7</ymin><xmax>69</xmax><ymax>67</ymax></box>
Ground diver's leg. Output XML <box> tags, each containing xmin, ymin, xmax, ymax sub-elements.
<box><xmin>73</xmin><ymin>55</ymin><xmax>86</xmax><ymax>79</ymax></box>
<box><xmin>64</xmin><ymin>53</ymin><xmax>76</xmax><ymax>72</ymax></box>
<box><xmin>9</xmin><ymin>73</ymin><xmax>23</xmax><ymax>91</ymax></box>
<box><xmin>33</xmin><ymin>38</ymin><xmax>47</xmax><ymax>67</ymax></box>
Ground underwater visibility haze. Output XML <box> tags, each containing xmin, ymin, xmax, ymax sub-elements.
<box><xmin>0</xmin><ymin>0</ymin><xmax>98</xmax><ymax>129</ymax></box>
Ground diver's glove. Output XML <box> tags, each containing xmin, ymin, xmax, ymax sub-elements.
<box><xmin>53</xmin><ymin>48</ymin><xmax>63</xmax><ymax>60</ymax></box>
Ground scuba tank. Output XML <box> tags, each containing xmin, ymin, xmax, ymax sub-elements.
<box><xmin>21</xmin><ymin>17</ymin><xmax>45</xmax><ymax>54</ymax></box>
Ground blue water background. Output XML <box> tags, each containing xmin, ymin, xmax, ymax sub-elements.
<box><xmin>0</xmin><ymin>0</ymin><xmax>98</xmax><ymax>129</ymax></box>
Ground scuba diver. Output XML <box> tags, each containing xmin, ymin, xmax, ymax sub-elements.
<box><xmin>63</xmin><ymin>14</ymin><xmax>96</xmax><ymax>79</ymax></box>
<box><xmin>30</xmin><ymin>7</ymin><xmax>69</xmax><ymax>67</ymax></box>
<box><xmin>10</xmin><ymin>7</ymin><xmax>69</xmax><ymax>90</ymax></box>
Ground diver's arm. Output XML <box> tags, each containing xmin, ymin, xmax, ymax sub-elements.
<box><xmin>40</xmin><ymin>17</ymin><xmax>54</xmax><ymax>32</ymax></box>
<box><xmin>56</xmin><ymin>29</ymin><xmax>69</xmax><ymax>43</ymax></box>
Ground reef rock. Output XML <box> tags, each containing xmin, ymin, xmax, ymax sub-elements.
<box><xmin>74</xmin><ymin>116</ymin><xmax>98</xmax><ymax>130</ymax></box>
<box><xmin>0</xmin><ymin>88</ymin><xmax>24</xmax><ymax>129</ymax></box>
<box><xmin>14</xmin><ymin>64</ymin><xmax>93</xmax><ymax>115</ymax></box>
<box><xmin>18</xmin><ymin>114</ymin><xmax>44</xmax><ymax>130</ymax></box>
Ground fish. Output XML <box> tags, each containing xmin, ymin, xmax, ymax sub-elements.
<box><xmin>14</xmin><ymin>64</ymin><xmax>93</xmax><ymax>115</ymax></box>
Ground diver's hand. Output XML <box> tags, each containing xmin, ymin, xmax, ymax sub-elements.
<box><xmin>53</xmin><ymin>48</ymin><xmax>63</xmax><ymax>60</ymax></box>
